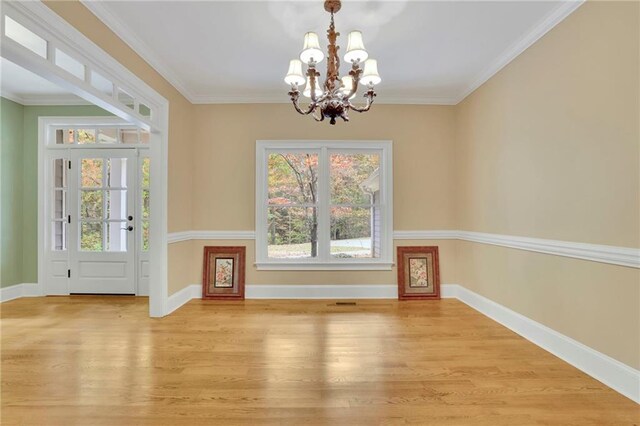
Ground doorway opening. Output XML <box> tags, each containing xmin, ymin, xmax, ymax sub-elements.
<box><xmin>41</xmin><ymin>118</ymin><xmax>150</xmax><ymax>295</ymax></box>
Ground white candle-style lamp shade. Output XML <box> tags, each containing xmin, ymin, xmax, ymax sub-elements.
<box><xmin>284</xmin><ymin>59</ymin><xmax>306</xmax><ymax>86</ymax></box>
<box><xmin>344</xmin><ymin>30</ymin><xmax>368</xmax><ymax>63</ymax></box>
<box><xmin>303</xmin><ymin>76</ymin><xmax>323</xmax><ymax>98</ymax></box>
<box><xmin>340</xmin><ymin>75</ymin><xmax>356</xmax><ymax>99</ymax></box>
<box><xmin>362</xmin><ymin>59</ymin><xmax>381</xmax><ymax>85</ymax></box>
<box><xmin>300</xmin><ymin>32</ymin><xmax>324</xmax><ymax>64</ymax></box>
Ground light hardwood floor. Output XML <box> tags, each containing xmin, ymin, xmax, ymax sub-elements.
<box><xmin>1</xmin><ymin>297</ymin><xmax>638</xmax><ymax>425</ymax></box>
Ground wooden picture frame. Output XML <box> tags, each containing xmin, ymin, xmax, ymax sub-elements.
<box><xmin>397</xmin><ymin>246</ymin><xmax>440</xmax><ymax>300</ymax></box>
<box><xmin>202</xmin><ymin>246</ymin><xmax>245</xmax><ymax>300</ymax></box>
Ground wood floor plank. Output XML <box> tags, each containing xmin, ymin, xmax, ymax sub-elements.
<box><xmin>1</xmin><ymin>297</ymin><xmax>638</xmax><ymax>425</ymax></box>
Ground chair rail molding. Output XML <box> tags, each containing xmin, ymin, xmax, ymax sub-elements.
<box><xmin>167</xmin><ymin>229</ymin><xmax>640</xmax><ymax>269</ymax></box>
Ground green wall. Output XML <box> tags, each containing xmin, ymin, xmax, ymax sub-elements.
<box><xmin>0</xmin><ymin>98</ymin><xmax>110</xmax><ymax>287</ymax></box>
<box><xmin>1</xmin><ymin>98</ymin><xmax>25</xmax><ymax>287</ymax></box>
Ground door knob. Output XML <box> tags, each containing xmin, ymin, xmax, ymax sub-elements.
<box><xmin>121</xmin><ymin>226</ymin><xmax>134</xmax><ymax>231</ymax></box>
<box><xmin>128</xmin><ymin>215</ymin><xmax>133</xmax><ymax>221</ymax></box>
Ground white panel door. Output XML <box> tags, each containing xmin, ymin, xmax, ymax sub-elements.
<box><xmin>68</xmin><ymin>149</ymin><xmax>136</xmax><ymax>294</ymax></box>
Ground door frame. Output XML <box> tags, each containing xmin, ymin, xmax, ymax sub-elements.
<box><xmin>39</xmin><ymin>117</ymin><xmax>150</xmax><ymax>296</ymax></box>
<box><xmin>2</xmin><ymin>1</ymin><xmax>170</xmax><ymax>316</ymax></box>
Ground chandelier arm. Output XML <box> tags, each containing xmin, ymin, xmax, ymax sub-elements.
<box><xmin>308</xmin><ymin>67</ymin><xmax>321</xmax><ymax>104</ymax></box>
<box><xmin>289</xmin><ymin>86</ymin><xmax>318</xmax><ymax>115</ymax></box>
<box><xmin>343</xmin><ymin>64</ymin><xmax>362</xmax><ymax>100</ymax></box>
<box><xmin>312</xmin><ymin>109</ymin><xmax>324</xmax><ymax>122</ymax></box>
<box><xmin>348</xmin><ymin>91</ymin><xmax>376</xmax><ymax>113</ymax></box>
<box><xmin>292</xmin><ymin>98</ymin><xmax>318</xmax><ymax>116</ymax></box>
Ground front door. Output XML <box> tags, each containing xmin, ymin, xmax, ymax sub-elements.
<box><xmin>68</xmin><ymin>149</ymin><xmax>136</xmax><ymax>294</ymax></box>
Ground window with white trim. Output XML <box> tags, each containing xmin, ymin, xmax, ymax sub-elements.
<box><xmin>256</xmin><ymin>141</ymin><xmax>393</xmax><ymax>270</ymax></box>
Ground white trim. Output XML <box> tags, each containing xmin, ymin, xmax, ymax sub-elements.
<box><xmin>5</xmin><ymin>0</ymin><xmax>170</xmax><ymax>317</ymax></box>
<box><xmin>188</xmin><ymin>94</ymin><xmax>460</xmax><ymax>106</ymax></box>
<box><xmin>255</xmin><ymin>140</ymin><xmax>394</xmax><ymax>271</ymax></box>
<box><xmin>246</xmin><ymin>284</ymin><xmax>398</xmax><ymax>299</ymax></box>
<box><xmin>457</xmin><ymin>230</ymin><xmax>640</xmax><ymax>269</ymax></box>
<box><xmin>254</xmin><ymin>263</ymin><xmax>394</xmax><ymax>271</ymax></box>
<box><xmin>448</xmin><ymin>284</ymin><xmax>640</xmax><ymax>404</ymax></box>
<box><xmin>166</xmin><ymin>283</ymin><xmax>201</xmax><ymax>315</ymax></box>
<box><xmin>0</xmin><ymin>91</ymin><xmax>90</xmax><ymax>106</ymax></box>
<box><xmin>167</xmin><ymin>230</ymin><xmax>256</xmax><ymax>244</ymax></box>
<box><xmin>1</xmin><ymin>2</ymin><xmax>165</xmax><ymax>130</ymax></box>
<box><xmin>167</xmin><ymin>229</ymin><xmax>640</xmax><ymax>269</ymax></box>
<box><xmin>454</xmin><ymin>0</ymin><xmax>585</xmax><ymax>103</ymax></box>
<box><xmin>0</xmin><ymin>283</ymin><xmax>42</xmax><ymax>303</ymax></box>
<box><xmin>393</xmin><ymin>230</ymin><xmax>459</xmax><ymax>240</ymax></box>
<box><xmin>80</xmin><ymin>1</ymin><xmax>583</xmax><ymax>106</ymax></box>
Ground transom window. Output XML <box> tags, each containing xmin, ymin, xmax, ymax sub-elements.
<box><xmin>256</xmin><ymin>140</ymin><xmax>393</xmax><ymax>270</ymax></box>
<box><xmin>53</xmin><ymin>126</ymin><xmax>150</xmax><ymax>145</ymax></box>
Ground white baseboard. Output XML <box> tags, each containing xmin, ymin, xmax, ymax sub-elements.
<box><xmin>166</xmin><ymin>284</ymin><xmax>201</xmax><ymax>315</ymax></box>
<box><xmin>0</xmin><ymin>283</ymin><xmax>42</xmax><ymax>303</ymax></box>
<box><xmin>447</xmin><ymin>284</ymin><xmax>640</xmax><ymax>404</ymax></box>
<box><xmin>246</xmin><ymin>284</ymin><xmax>399</xmax><ymax>299</ymax></box>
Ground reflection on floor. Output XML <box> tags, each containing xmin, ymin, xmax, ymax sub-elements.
<box><xmin>2</xmin><ymin>297</ymin><xmax>638</xmax><ymax>425</ymax></box>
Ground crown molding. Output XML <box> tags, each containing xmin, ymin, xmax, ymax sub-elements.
<box><xmin>80</xmin><ymin>0</ymin><xmax>197</xmax><ymax>103</ymax></box>
<box><xmin>81</xmin><ymin>0</ymin><xmax>584</xmax><ymax>106</ymax></box>
<box><xmin>454</xmin><ymin>0</ymin><xmax>585</xmax><ymax>104</ymax></box>
<box><xmin>188</xmin><ymin>94</ymin><xmax>460</xmax><ymax>105</ymax></box>
<box><xmin>1</xmin><ymin>90</ymin><xmax>90</xmax><ymax>106</ymax></box>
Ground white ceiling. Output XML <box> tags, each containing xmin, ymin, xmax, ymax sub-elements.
<box><xmin>0</xmin><ymin>57</ymin><xmax>86</xmax><ymax>105</ymax></box>
<box><xmin>82</xmin><ymin>0</ymin><xmax>583</xmax><ymax>105</ymax></box>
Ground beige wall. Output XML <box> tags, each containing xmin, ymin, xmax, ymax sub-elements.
<box><xmin>184</xmin><ymin>104</ymin><xmax>458</xmax><ymax>293</ymax></box>
<box><xmin>455</xmin><ymin>1</ymin><xmax>640</xmax><ymax>369</ymax></box>
<box><xmin>192</xmin><ymin>104</ymin><xmax>456</xmax><ymax>231</ymax></box>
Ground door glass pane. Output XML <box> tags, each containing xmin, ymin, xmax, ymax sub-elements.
<box><xmin>81</xmin><ymin>222</ymin><xmax>103</xmax><ymax>251</ymax></box>
<box><xmin>140</xmin><ymin>130</ymin><xmax>150</xmax><ymax>144</ymax></box>
<box><xmin>267</xmin><ymin>206</ymin><xmax>317</xmax><ymax>259</ymax></box>
<box><xmin>106</xmin><ymin>222</ymin><xmax>127</xmax><ymax>252</ymax></box>
<box><xmin>330</xmin><ymin>207</ymin><xmax>377</xmax><ymax>258</ymax></box>
<box><xmin>97</xmin><ymin>128</ymin><xmax>118</xmax><ymax>144</ymax></box>
<box><xmin>120</xmin><ymin>129</ymin><xmax>139</xmax><ymax>144</ymax></box>
<box><xmin>81</xmin><ymin>158</ymin><xmax>103</xmax><ymax>187</ymax></box>
<box><xmin>106</xmin><ymin>190</ymin><xmax>127</xmax><ymax>220</ymax></box>
<box><xmin>52</xmin><ymin>221</ymin><xmax>67</xmax><ymax>251</ymax></box>
<box><xmin>142</xmin><ymin>189</ymin><xmax>150</xmax><ymax>219</ymax></box>
<box><xmin>330</xmin><ymin>153</ymin><xmax>380</xmax><ymax>205</ymax></box>
<box><xmin>53</xmin><ymin>189</ymin><xmax>66</xmax><ymax>219</ymax></box>
<box><xmin>53</xmin><ymin>159</ymin><xmax>67</xmax><ymax>187</ymax></box>
<box><xmin>141</xmin><ymin>158</ymin><xmax>150</xmax><ymax>187</ymax></box>
<box><xmin>76</xmin><ymin>129</ymin><xmax>96</xmax><ymax>144</ymax></box>
<box><xmin>107</xmin><ymin>158</ymin><xmax>127</xmax><ymax>188</ymax></box>
<box><xmin>80</xmin><ymin>190</ymin><xmax>103</xmax><ymax>219</ymax></box>
<box><xmin>142</xmin><ymin>220</ymin><xmax>150</xmax><ymax>251</ymax></box>
<box><xmin>267</xmin><ymin>153</ymin><xmax>318</xmax><ymax>205</ymax></box>
<box><xmin>55</xmin><ymin>129</ymin><xmax>74</xmax><ymax>144</ymax></box>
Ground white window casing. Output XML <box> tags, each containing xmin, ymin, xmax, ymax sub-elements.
<box><xmin>256</xmin><ymin>140</ymin><xmax>393</xmax><ymax>270</ymax></box>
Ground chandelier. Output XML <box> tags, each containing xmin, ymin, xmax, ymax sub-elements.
<box><xmin>284</xmin><ymin>0</ymin><xmax>381</xmax><ymax>125</ymax></box>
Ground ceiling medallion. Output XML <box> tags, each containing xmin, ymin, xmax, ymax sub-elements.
<box><xmin>284</xmin><ymin>0</ymin><xmax>381</xmax><ymax>125</ymax></box>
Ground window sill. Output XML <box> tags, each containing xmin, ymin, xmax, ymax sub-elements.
<box><xmin>255</xmin><ymin>262</ymin><xmax>394</xmax><ymax>271</ymax></box>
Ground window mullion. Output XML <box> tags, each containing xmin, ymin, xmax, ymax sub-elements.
<box><xmin>317</xmin><ymin>147</ymin><xmax>330</xmax><ymax>261</ymax></box>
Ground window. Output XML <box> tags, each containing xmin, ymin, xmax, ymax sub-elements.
<box><xmin>256</xmin><ymin>141</ymin><xmax>393</xmax><ymax>270</ymax></box>
<box><xmin>53</xmin><ymin>126</ymin><xmax>149</xmax><ymax>145</ymax></box>
<box><xmin>140</xmin><ymin>157</ymin><xmax>150</xmax><ymax>251</ymax></box>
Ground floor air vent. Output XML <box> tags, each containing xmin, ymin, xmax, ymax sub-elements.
<box><xmin>334</xmin><ymin>302</ymin><xmax>357</xmax><ymax>306</ymax></box>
